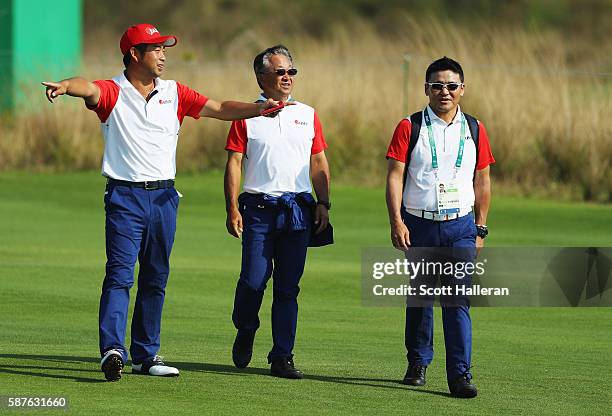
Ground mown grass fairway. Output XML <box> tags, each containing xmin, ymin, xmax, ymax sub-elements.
<box><xmin>1</xmin><ymin>172</ymin><xmax>611</xmax><ymax>415</ymax></box>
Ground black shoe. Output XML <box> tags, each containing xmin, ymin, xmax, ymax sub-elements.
<box><xmin>270</xmin><ymin>358</ymin><xmax>304</xmax><ymax>379</ymax></box>
<box><xmin>402</xmin><ymin>364</ymin><xmax>427</xmax><ymax>386</ymax></box>
<box><xmin>232</xmin><ymin>331</ymin><xmax>255</xmax><ymax>369</ymax></box>
<box><xmin>449</xmin><ymin>374</ymin><xmax>478</xmax><ymax>398</ymax></box>
<box><xmin>100</xmin><ymin>349</ymin><xmax>124</xmax><ymax>382</ymax></box>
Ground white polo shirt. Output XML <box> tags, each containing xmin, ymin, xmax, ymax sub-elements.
<box><xmin>225</xmin><ymin>95</ymin><xmax>327</xmax><ymax>197</ymax></box>
<box><xmin>87</xmin><ymin>72</ymin><xmax>208</xmax><ymax>181</ymax></box>
<box><xmin>386</xmin><ymin>106</ymin><xmax>495</xmax><ymax>212</ymax></box>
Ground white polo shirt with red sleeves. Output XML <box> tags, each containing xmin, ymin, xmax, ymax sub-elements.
<box><xmin>87</xmin><ymin>72</ymin><xmax>208</xmax><ymax>181</ymax></box>
<box><xmin>225</xmin><ymin>95</ymin><xmax>327</xmax><ymax>197</ymax></box>
<box><xmin>386</xmin><ymin>106</ymin><xmax>495</xmax><ymax>213</ymax></box>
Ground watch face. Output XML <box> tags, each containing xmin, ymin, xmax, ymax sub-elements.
<box><xmin>477</xmin><ymin>226</ymin><xmax>488</xmax><ymax>238</ymax></box>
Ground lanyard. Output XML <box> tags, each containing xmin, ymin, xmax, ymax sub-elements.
<box><xmin>423</xmin><ymin>108</ymin><xmax>466</xmax><ymax>179</ymax></box>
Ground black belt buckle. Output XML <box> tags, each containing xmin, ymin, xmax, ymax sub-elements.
<box><xmin>144</xmin><ymin>181</ymin><xmax>159</xmax><ymax>190</ymax></box>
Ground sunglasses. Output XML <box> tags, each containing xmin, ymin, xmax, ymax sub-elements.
<box><xmin>272</xmin><ymin>68</ymin><xmax>298</xmax><ymax>76</ymax></box>
<box><xmin>426</xmin><ymin>82</ymin><xmax>463</xmax><ymax>92</ymax></box>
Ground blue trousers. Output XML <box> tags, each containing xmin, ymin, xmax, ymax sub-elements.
<box><xmin>99</xmin><ymin>184</ymin><xmax>179</xmax><ymax>364</ymax></box>
<box><xmin>402</xmin><ymin>212</ymin><xmax>476</xmax><ymax>380</ymax></box>
<box><xmin>232</xmin><ymin>200</ymin><xmax>311</xmax><ymax>362</ymax></box>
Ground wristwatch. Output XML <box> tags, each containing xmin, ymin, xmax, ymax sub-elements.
<box><xmin>476</xmin><ymin>224</ymin><xmax>488</xmax><ymax>239</ymax></box>
<box><xmin>317</xmin><ymin>200</ymin><xmax>331</xmax><ymax>210</ymax></box>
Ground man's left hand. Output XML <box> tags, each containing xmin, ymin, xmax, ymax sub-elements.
<box><xmin>313</xmin><ymin>204</ymin><xmax>329</xmax><ymax>234</ymax></box>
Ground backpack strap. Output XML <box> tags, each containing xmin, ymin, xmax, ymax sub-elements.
<box><xmin>462</xmin><ymin>112</ymin><xmax>480</xmax><ymax>171</ymax></box>
<box><xmin>402</xmin><ymin>111</ymin><xmax>423</xmax><ymax>189</ymax></box>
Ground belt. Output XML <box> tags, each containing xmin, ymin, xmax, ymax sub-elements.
<box><xmin>107</xmin><ymin>178</ymin><xmax>175</xmax><ymax>190</ymax></box>
<box><xmin>405</xmin><ymin>208</ymin><xmax>471</xmax><ymax>222</ymax></box>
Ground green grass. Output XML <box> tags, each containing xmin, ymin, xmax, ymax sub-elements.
<box><xmin>1</xmin><ymin>172</ymin><xmax>611</xmax><ymax>415</ymax></box>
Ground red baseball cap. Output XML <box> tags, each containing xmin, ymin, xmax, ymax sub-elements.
<box><xmin>119</xmin><ymin>24</ymin><xmax>178</xmax><ymax>55</ymax></box>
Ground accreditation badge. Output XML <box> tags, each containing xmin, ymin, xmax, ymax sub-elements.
<box><xmin>436</xmin><ymin>180</ymin><xmax>461</xmax><ymax>214</ymax></box>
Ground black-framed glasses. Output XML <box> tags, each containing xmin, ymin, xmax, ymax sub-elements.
<box><xmin>426</xmin><ymin>82</ymin><xmax>463</xmax><ymax>92</ymax></box>
<box><xmin>273</xmin><ymin>68</ymin><xmax>298</xmax><ymax>76</ymax></box>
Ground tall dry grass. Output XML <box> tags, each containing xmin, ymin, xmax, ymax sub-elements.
<box><xmin>1</xmin><ymin>18</ymin><xmax>610</xmax><ymax>201</ymax></box>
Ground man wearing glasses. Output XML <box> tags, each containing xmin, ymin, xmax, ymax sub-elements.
<box><xmin>385</xmin><ymin>57</ymin><xmax>495</xmax><ymax>398</ymax></box>
<box><xmin>224</xmin><ymin>45</ymin><xmax>331</xmax><ymax>379</ymax></box>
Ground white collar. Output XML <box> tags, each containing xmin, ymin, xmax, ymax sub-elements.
<box><xmin>115</xmin><ymin>72</ymin><xmax>167</xmax><ymax>93</ymax></box>
<box><xmin>258</xmin><ymin>93</ymin><xmax>294</xmax><ymax>102</ymax></box>
<box><xmin>426</xmin><ymin>105</ymin><xmax>462</xmax><ymax>125</ymax></box>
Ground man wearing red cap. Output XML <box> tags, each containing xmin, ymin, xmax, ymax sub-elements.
<box><xmin>42</xmin><ymin>24</ymin><xmax>282</xmax><ymax>382</ymax></box>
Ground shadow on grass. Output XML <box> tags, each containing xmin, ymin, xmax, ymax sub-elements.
<box><xmin>0</xmin><ymin>354</ymin><xmax>452</xmax><ymax>396</ymax></box>
<box><xmin>182</xmin><ymin>362</ymin><xmax>453</xmax><ymax>398</ymax></box>
<box><xmin>0</xmin><ymin>354</ymin><xmax>104</xmax><ymax>383</ymax></box>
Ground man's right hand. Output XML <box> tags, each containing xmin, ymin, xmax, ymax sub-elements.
<box><xmin>390</xmin><ymin>219</ymin><xmax>410</xmax><ymax>250</ymax></box>
<box><xmin>41</xmin><ymin>77</ymin><xmax>100</xmax><ymax>106</ymax></box>
<box><xmin>42</xmin><ymin>81</ymin><xmax>68</xmax><ymax>103</ymax></box>
<box><xmin>226</xmin><ymin>208</ymin><xmax>243</xmax><ymax>238</ymax></box>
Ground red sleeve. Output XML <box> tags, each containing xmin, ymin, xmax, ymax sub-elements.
<box><xmin>225</xmin><ymin>119</ymin><xmax>248</xmax><ymax>153</ymax></box>
<box><xmin>311</xmin><ymin>111</ymin><xmax>328</xmax><ymax>154</ymax></box>
<box><xmin>476</xmin><ymin>121</ymin><xmax>496</xmax><ymax>170</ymax></box>
<box><xmin>177</xmin><ymin>82</ymin><xmax>209</xmax><ymax>124</ymax></box>
<box><xmin>386</xmin><ymin>118</ymin><xmax>411</xmax><ymax>162</ymax></box>
<box><xmin>86</xmin><ymin>80</ymin><xmax>119</xmax><ymax>123</ymax></box>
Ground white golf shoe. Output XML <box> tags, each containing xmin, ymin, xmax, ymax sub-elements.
<box><xmin>132</xmin><ymin>355</ymin><xmax>179</xmax><ymax>377</ymax></box>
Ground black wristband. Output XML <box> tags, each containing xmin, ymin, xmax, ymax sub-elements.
<box><xmin>476</xmin><ymin>224</ymin><xmax>488</xmax><ymax>239</ymax></box>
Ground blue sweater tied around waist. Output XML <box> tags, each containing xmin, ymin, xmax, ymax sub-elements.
<box><xmin>238</xmin><ymin>192</ymin><xmax>315</xmax><ymax>232</ymax></box>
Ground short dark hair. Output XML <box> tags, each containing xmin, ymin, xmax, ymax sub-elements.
<box><xmin>425</xmin><ymin>57</ymin><xmax>464</xmax><ymax>83</ymax></box>
<box><xmin>123</xmin><ymin>44</ymin><xmax>149</xmax><ymax>68</ymax></box>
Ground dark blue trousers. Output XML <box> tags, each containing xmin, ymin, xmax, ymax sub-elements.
<box><xmin>402</xmin><ymin>212</ymin><xmax>476</xmax><ymax>380</ymax></box>
<box><xmin>232</xmin><ymin>199</ymin><xmax>311</xmax><ymax>362</ymax></box>
<box><xmin>99</xmin><ymin>184</ymin><xmax>179</xmax><ymax>364</ymax></box>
